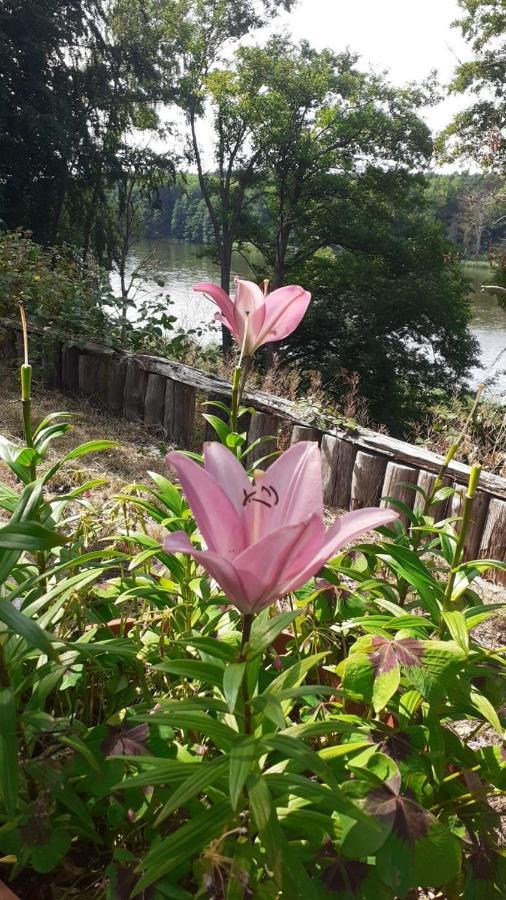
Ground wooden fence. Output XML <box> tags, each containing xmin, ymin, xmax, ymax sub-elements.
<box><xmin>2</xmin><ymin>319</ymin><xmax>505</xmax><ymax>585</ymax></box>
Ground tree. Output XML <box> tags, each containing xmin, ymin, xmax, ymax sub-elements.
<box><xmin>283</xmin><ymin>175</ymin><xmax>479</xmax><ymax>431</ymax></box>
<box><xmin>0</xmin><ymin>0</ymin><xmax>169</xmax><ymax>253</ymax></box>
<box><xmin>102</xmin><ymin>145</ymin><xmax>175</xmax><ymax>344</ymax></box>
<box><xmin>153</xmin><ymin>0</ymin><xmax>297</xmax><ymax>348</ymax></box>
<box><xmin>237</xmin><ymin>38</ymin><xmax>433</xmax><ymax>288</ymax></box>
<box><xmin>440</xmin><ymin>0</ymin><xmax>506</xmax><ymax>172</ymax></box>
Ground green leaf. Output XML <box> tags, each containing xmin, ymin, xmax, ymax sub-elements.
<box><xmin>0</xmin><ymin>688</ymin><xmax>18</xmax><ymax>817</ymax></box>
<box><xmin>442</xmin><ymin>610</ymin><xmax>469</xmax><ymax>656</ymax></box>
<box><xmin>135</xmin><ymin>801</ymin><xmax>232</xmax><ymax>892</ymax></box>
<box><xmin>31</xmin><ymin>828</ymin><xmax>71</xmax><ymax>873</ymax></box>
<box><xmin>248</xmin><ymin>775</ymin><xmax>318</xmax><ymax>898</ymax></box>
<box><xmin>154</xmin><ymin>755</ymin><xmax>229</xmax><ymax>825</ymax></box>
<box><xmin>0</xmin><ymin>521</ymin><xmax>67</xmax><ymax>550</ymax></box>
<box><xmin>372</xmin><ymin>660</ymin><xmax>400</xmax><ymax>713</ymax></box>
<box><xmin>249</xmin><ymin>609</ymin><xmax>300</xmax><ymax>654</ymax></box>
<box><xmin>202</xmin><ymin>414</ymin><xmax>232</xmax><ymax>444</ymax></box>
<box><xmin>149</xmin><ymin>709</ymin><xmax>238</xmax><ymax>750</ymax></box>
<box><xmin>42</xmin><ymin>440</ymin><xmax>118</xmax><ymax>483</ymax></box>
<box><xmin>229</xmin><ymin>736</ymin><xmax>258</xmax><ymax>811</ymax></box>
<box><xmin>253</xmin><ymin>693</ymin><xmax>286</xmax><ymax>730</ymax></box>
<box><xmin>470</xmin><ymin>689</ymin><xmax>504</xmax><ymax>737</ymax></box>
<box><xmin>0</xmin><ymin>600</ymin><xmax>55</xmax><ymax>656</ymax></box>
<box><xmin>154</xmin><ymin>658</ymin><xmax>224</xmax><ymax>688</ymax></box>
<box><xmin>223</xmin><ymin>662</ymin><xmax>246</xmax><ymax>713</ymax></box>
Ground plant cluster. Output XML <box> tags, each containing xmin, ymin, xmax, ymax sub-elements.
<box><xmin>0</xmin><ymin>285</ymin><xmax>504</xmax><ymax>900</ymax></box>
<box><xmin>0</xmin><ymin>230</ymin><xmax>196</xmax><ymax>359</ymax></box>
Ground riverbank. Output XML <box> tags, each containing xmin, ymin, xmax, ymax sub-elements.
<box><xmin>111</xmin><ymin>242</ymin><xmax>506</xmax><ymax>394</ymax></box>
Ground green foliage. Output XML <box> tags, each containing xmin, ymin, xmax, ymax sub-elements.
<box><xmin>0</xmin><ymin>230</ymin><xmax>114</xmax><ymax>339</ymax></box>
<box><xmin>0</xmin><ymin>368</ymin><xmax>504</xmax><ymax>897</ymax></box>
<box><xmin>285</xmin><ymin>213</ymin><xmax>478</xmax><ymax>431</ymax></box>
<box><xmin>439</xmin><ymin>1</ymin><xmax>506</xmax><ymax>173</ymax></box>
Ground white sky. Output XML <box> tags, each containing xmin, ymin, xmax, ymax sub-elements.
<box><xmin>273</xmin><ymin>0</ymin><xmax>470</xmax><ymax>135</ymax></box>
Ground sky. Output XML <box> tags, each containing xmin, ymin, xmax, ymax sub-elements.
<box><xmin>270</xmin><ymin>0</ymin><xmax>470</xmax><ymax>136</ymax></box>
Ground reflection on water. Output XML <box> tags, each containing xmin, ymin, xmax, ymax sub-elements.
<box><xmin>111</xmin><ymin>242</ymin><xmax>506</xmax><ymax>396</ymax></box>
<box><xmin>464</xmin><ymin>262</ymin><xmax>506</xmax><ymax>394</ymax></box>
<box><xmin>109</xmin><ymin>240</ymin><xmax>254</xmax><ymax>341</ymax></box>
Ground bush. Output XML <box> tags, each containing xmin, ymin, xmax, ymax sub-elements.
<box><xmin>0</xmin><ymin>229</ymin><xmax>114</xmax><ymax>341</ymax></box>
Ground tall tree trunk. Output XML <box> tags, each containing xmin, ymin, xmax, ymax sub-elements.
<box><xmin>220</xmin><ymin>243</ymin><xmax>233</xmax><ymax>353</ymax></box>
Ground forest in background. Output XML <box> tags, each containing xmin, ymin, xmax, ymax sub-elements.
<box><xmin>145</xmin><ymin>172</ymin><xmax>506</xmax><ymax>260</ymax></box>
<box><xmin>1</xmin><ymin>0</ymin><xmax>506</xmax><ymax>432</ymax></box>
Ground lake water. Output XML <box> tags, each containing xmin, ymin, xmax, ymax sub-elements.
<box><xmin>111</xmin><ymin>241</ymin><xmax>506</xmax><ymax>396</ymax></box>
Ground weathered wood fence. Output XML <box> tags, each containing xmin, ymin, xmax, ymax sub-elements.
<box><xmin>2</xmin><ymin>319</ymin><xmax>505</xmax><ymax>585</ymax></box>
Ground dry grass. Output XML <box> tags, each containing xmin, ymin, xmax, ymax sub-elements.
<box><xmin>0</xmin><ymin>362</ymin><xmax>171</xmax><ymax>501</ymax></box>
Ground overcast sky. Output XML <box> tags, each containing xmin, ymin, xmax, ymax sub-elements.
<box><xmin>272</xmin><ymin>0</ymin><xmax>470</xmax><ymax>135</ymax></box>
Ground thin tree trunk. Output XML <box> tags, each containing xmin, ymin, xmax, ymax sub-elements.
<box><xmin>220</xmin><ymin>248</ymin><xmax>233</xmax><ymax>353</ymax></box>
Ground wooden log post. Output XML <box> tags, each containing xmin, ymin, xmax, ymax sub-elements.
<box><xmin>451</xmin><ymin>487</ymin><xmax>492</xmax><ymax>562</ymax></box>
<box><xmin>413</xmin><ymin>471</ymin><xmax>452</xmax><ymax>523</ymax></box>
<box><xmin>380</xmin><ymin>462</ymin><xmax>419</xmax><ymax>526</ymax></box>
<box><xmin>290</xmin><ymin>425</ymin><xmax>322</xmax><ymax>446</ymax></box>
<box><xmin>107</xmin><ymin>356</ymin><xmax>128</xmax><ymax>415</ymax></box>
<box><xmin>247</xmin><ymin>411</ymin><xmax>279</xmax><ymax>468</ymax></box>
<box><xmin>322</xmin><ymin>434</ymin><xmax>339</xmax><ymax>505</ymax></box>
<box><xmin>124</xmin><ymin>360</ymin><xmax>149</xmax><ymax>422</ymax></box>
<box><xmin>61</xmin><ymin>344</ymin><xmax>81</xmax><ymax>392</ymax></box>
<box><xmin>320</xmin><ymin>434</ymin><xmax>357</xmax><ymax>509</ymax></box>
<box><xmin>78</xmin><ymin>350</ymin><xmax>110</xmax><ymax>400</ymax></box>
<box><xmin>350</xmin><ymin>451</ymin><xmax>388</xmax><ymax>509</ymax></box>
<box><xmin>164</xmin><ymin>378</ymin><xmax>197</xmax><ymax>448</ymax></box>
<box><xmin>40</xmin><ymin>337</ymin><xmax>62</xmax><ymax>388</ymax></box>
<box><xmin>144</xmin><ymin>373</ymin><xmax>168</xmax><ymax>429</ymax></box>
<box><xmin>478</xmin><ymin>497</ymin><xmax>506</xmax><ymax>585</ymax></box>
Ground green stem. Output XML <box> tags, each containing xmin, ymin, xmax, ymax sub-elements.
<box><xmin>444</xmin><ymin>463</ymin><xmax>481</xmax><ymax>607</ymax></box>
<box><xmin>240</xmin><ymin>613</ymin><xmax>254</xmax><ymax>735</ymax></box>
<box><xmin>0</xmin><ymin>641</ymin><xmax>10</xmax><ymax>688</ymax></box>
<box><xmin>423</xmin><ymin>384</ymin><xmax>484</xmax><ymax>519</ymax></box>
<box><xmin>230</xmin><ymin>365</ymin><xmax>242</xmax><ymax>434</ymax></box>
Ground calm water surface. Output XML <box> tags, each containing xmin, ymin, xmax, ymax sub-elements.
<box><xmin>111</xmin><ymin>241</ymin><xmax>506</xmax><ymax>395</ymax></box>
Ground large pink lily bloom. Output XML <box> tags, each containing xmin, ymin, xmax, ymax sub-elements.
<box><xmin>193</xmin><ymin>278</ymin><xmax>311</xmax><ymax>355</ymax></box>
<box><xmin>164</xmin><ymin>442</ymin><xmax>398</xmax><ymax>615</ymax></box>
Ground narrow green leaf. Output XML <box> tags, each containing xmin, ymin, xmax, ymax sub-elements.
<box><xmin>470</xmin><ymin>689</ymin><xmax>504</xmax><ymax>737</ymax></box>
<box><xmin>202</xmin><ymin>414</ymin><xmax>231</xmax><ymax>444</ymax></box>
<box><xmin>154</xmin><ymin>658</ymin><xmax>224</xmax><ymax>688</ymax></box>
<box><xmin>135</xmin><ymin>802</ymin><xmax>232</xmax><ymax>893</ymax></box>
<box><xmin>154</xmin><ymin>755</ymin><xmax>229</xmax><ymax>825</ymax></box>
<box><xmin>229</xmin><ymin>736</ymin><xmax>258</xmax><ymax>811</ymax></box>
<box><xmin>0</xmin><ymin>600</ymin><xmax>54</xmax><ymax>656</ymax></box>
<box><xmin>0</xmin><ymin>688</ymin><xmax>18</xmax><ymax>817</ymax></box>
<box><xmin>442</xmin><ymin>610</ymin><xmax>469</xmax><ymax>656</ymax></box>
<box><xmin>253</xmin><ymin>693</ymin><xmax>286</xmax><ymax>730</ymax></box>
<box><xmin>223</xmin><ymin>662</ymin><xmax>246</xmax><ymax>713</ymax></box>
<box><xmin>0</xmin><ymin>521</ymin><xmax>67</xmax><ymax>550</ymax></box>
<box><xmin>249</xmin><ymin>609</ymin><xmax>300</xmax><ymax>654</ymax></box>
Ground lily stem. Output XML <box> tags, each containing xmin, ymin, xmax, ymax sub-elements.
<box><xmin>240</xmin><ymin>613</ymin><xmax>254</xmax><ymax>735</ymax></box>
<box><xmin>444</xmin><ymin>463</ymin><xmax>481</xmax><ymax>607</ymax></box>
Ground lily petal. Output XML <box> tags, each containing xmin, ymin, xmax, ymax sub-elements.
<box><xmin>165</xmin><ymin>451</ymin><xmax>247</xmax><ymax>557</ymax></box>
<box><xmin>164</xmin><ymin>531</ymin><xmax>249</xmax><ymax>610</ymax></box>
<box><xmin>234</xmin><ymin>515</ymin><xmax>323</xmax><ymax>613</ymax></box>
<box><xmin>194</xmin><ymin>282</ymin><xmax>236</xmax><ymax>327</ymax></box>
<box><xmin>245</xmin><ymin>441</ymin><xmax>323</xmax><ymax>540</ymax></box>
<box><xmin>203</xmin><ymin>442</ymin><xmax>251</xmax><ymax>513</ymax></box>
<box><xmin>281</xmin><ymin>507</ymin><xmax>399</xmax><ymax>594</ymax></box>
<box><xmin>256</xmin><ymin>286</ymin><xmax>311</xmax><ymax>346</ymax></box>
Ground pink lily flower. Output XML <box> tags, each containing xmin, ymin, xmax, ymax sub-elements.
<box><xmin>193</xmin><ymin>278</ymin><xmax>311</xmax><ymax>355</ymax></box>
<box><xmin>163</xmin><ymin>442</ymin><xmax>398</xmax><ymax>615</ymax></box>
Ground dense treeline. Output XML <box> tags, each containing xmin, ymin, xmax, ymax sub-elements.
<box><xmin>146</xmin><ymin>172</ymin><xmax>506</xmax><ymax>260</ymax></box>
<box><xmin>2</xmin><ymin>0</ymin><xmax>504</xmax><ymax>429</ymax></box>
